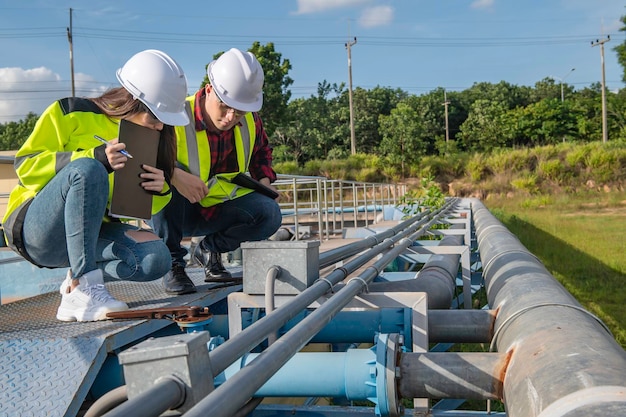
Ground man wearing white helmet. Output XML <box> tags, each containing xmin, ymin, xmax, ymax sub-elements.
<box><xmin>151</xmin><ymin>48</ymin><xmax>282</xmax><ymax>294</ymax></box>
<box><xmin>2</xmin><ymin>49</ymin><xmax>189</xmax><ymax>321</ymax></box>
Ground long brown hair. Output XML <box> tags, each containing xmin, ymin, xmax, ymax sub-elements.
<box><xmin>91</xmin><ymin>87</ymin><xmax>177</xmax><ymax>183</ymax></box>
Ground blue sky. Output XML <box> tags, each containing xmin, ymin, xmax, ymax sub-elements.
<box><xmin>0</xmin><ymin>0</ymin><xmax>624</xmax><ymax>123</ymax></box>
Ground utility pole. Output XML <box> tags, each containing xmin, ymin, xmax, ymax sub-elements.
<box><xmin>345</xmin><ymin>37</ymin><xmax>357</xmax><ymax>155</ymax></box>
<box><xmin>67</xmin><ymin>8</ymin><xmax>75</xmax><ymax>97</ymax></box>
<box><xmin>591</xmin><ymin>36</ymin><xmax>610</xmax><ymax>143</ymax></box>
<box><xmin>443</xmin><ymin>90</ymin><xmax>450</xmax><ymax>144</ymax></box>
<box><xmin>559</xmin><ymin>68</ymin><xmax>575</xmax><ymax>102</ymax></box>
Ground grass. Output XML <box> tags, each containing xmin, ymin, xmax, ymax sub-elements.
<box><xmin>484</xmin><ymin>190</ymin><xmax>626</xmax><ymax>348</ymax></box>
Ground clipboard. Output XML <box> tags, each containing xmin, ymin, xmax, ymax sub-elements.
<box><xmin>109</xmin><ymin>119</ymin><xmax>160</xmax><ymax>220</ymax></box>
<box><xmin>232</xmin><ymin>173</ymin><xmax>279</xmax><ymax>199</ymax></box>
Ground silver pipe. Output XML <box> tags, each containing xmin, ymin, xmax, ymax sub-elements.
<box><xmin>319</xmin><ymin>210</ymin><xmax>429</xmax><ymax>268</ymax></box>
<box><xmin>84</xmin><ymin>386</ymin><xmax>128</xmax><ymax>417</ymax></box>
<box><xmin>368</xmin><ymin>232</ymin><xmax>464</xmax><ymax>309</ymax></box>
<box><xmin>398</xmin><ymin>352</ymin><xmax>508</xmax><ymax>400</ymax></box>
<box><xmin>301</xmin><ymin>308</ymin><xmax>495</xmax><ymax>344</ymax></box>
<box><xmin>471</xmin><ymin>198</ymin><xmax>626</xmax><ymax>417</ymax></box>
<box><xmin>102</xmin><ymin>376</ymin><xmax>185</xmax><ymax>417</ymax></box>
<box><xmin>265</xmin><ymin>266</ymin><xmax>281</xmax><ymax>346</ymax></box>
<box><xmin>428</xmin><ymin>309</ymin><xmax>495</xmax><ymax>343</ymax></box>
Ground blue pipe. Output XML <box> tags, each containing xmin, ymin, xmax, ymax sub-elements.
<box><xmin>216</xmin><ymin>348</ymin><xmax>378</xmax><ymax>399</ymax></box>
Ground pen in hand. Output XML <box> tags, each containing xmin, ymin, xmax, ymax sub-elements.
<box><xmin>93</xmin><ymin>135</ymin><xmax>133</xmax><ymax>158</ymax></box>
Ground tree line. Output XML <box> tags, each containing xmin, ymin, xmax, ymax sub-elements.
<box><xmin>3</xmin><ymin>22</ymin><xmax>626</xmax><ymax>178</ymax></box>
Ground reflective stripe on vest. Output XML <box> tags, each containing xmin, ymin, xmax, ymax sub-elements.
<box><xmin>183</xmin><ymin>102</ymin><xmax>201</xmax><ymax>176</ymax></box>
<box><xmin>177</xmin><ymin>95</ymin><xmax>256</xmax><ymax>207</ymax></box>
<box><xmin>181</xmin><ymin>98</ymin><xmax>254</xmax><ymax>176</ymax></box>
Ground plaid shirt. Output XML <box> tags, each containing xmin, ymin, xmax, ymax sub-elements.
<box><xmin>193</xmin><ymin>88</ymin><xmax>276</xmax><ymax>220</ymax></box>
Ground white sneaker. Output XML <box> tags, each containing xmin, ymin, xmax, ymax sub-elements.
<box><xmin>56</xmin><ymin>269</ymin><xmax>129</xmax><ymax>322</ymax></box>
<box><xmin>59</xmin><ymin>269</ymin><xmax>72</xmax><ymax>295</ymax></box>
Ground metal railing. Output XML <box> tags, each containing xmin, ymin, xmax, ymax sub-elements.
<box><xmin>273</xmin><ymin>174</ymin><xmax>407</xmax><ymax>240</ymax></box>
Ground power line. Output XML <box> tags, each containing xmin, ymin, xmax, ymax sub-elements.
<box><xmin>1</xmin><ymin>24</ymin><xmax>621</xmax><ymax>47</ymax></box>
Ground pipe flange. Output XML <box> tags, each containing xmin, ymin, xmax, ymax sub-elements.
<box><xmin>375</xmin><ymin>333</ymin><xmax>403</xmax><ymax>417</ymax></box>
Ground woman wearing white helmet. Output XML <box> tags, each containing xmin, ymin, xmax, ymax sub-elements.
<box><xmin>2</xmin><ymin>49</ymin><xmax>189</xmax><ymax>322</ymax></box>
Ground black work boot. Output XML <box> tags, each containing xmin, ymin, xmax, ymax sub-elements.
<box><xmin>192</xmin><ymin>244</ymin><xmax>232</xmax><ymax>281</ymax></box>
<box><xmin>162</xmin><ymin>264</ymin><xmax>197</xmax><ymax>295</ymax></box>
<box><xmin>206</xmin><ymin>251</ymin><xmax>232</xmax><ymax>281</ymax></box>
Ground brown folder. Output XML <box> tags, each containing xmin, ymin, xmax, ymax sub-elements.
<box><xmin>109</xmin><ymin>119</ymin><xmax>160</xmax><ymax>220</ymax></box>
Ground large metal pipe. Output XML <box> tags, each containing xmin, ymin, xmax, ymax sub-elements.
<box><xmin>368</xmin><ymin>231</ymin><xmax>464</xmax><ymax>308</ymax></box>
<box><xmin>208</xmin><ymin>308</ymin><xmax>495</xmax><ymax>344</ymax></box>
<box><xmin>185</xmin><ymin>203</ymin><xmax>460</xmax><ymax>417</ymax></box>
<box><xmin>305</xmin><ymin>309</ymin><xmax>494</xmax><ymax>344</ymax></box>
<box><xmin>471</xmin><ymin>198</ymin><xmax>626</xmax><ymax>417</ymax></box>
<box><xmin>209</xmin><ymin>200</ymin><xmax>459</xmax><ymax>377</ymax></box>
<box><xmin>215</xmin><ymin>349</ymin><xmax>507</xmax><ymax>402</ymax></box>
<box><xmin>398</xmin><ymin>352</ymin><xmax>508</xmax><ymax>400</ymax></box>
<box><xmin>219</xmin><ymin>349</ymin><xmax>379</xmax><ymax>399</ymax></box>
<box><xmin>426</xmin><ymin>309</ymin><xmax>495</xmax><ymax>343</ymax></box>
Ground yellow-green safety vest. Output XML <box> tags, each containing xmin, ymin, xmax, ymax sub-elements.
<box><xmin>3</xmin><ymin>98</ymin><xmax>172</xmax><ymax>249</ymax></box>
<box><xmin>175</xmin><ymin>95</ymin><xmax>256</xmax><ymax>207</ymax></box>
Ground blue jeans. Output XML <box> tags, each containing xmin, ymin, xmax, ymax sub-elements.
<box><xmin>21</xmin><ymin>158</ymin><xmax>171</xmax><ymax>281</ymax></box>
<box><xmin>150</xmin><ymin>187</ymin><xmax>282</xmax><ymax>267</ymax></box>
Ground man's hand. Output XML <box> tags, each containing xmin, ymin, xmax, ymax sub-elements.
<box><xmin>172</xmin><ymin>167</ymin><xmax>209</xmax><ymax>204</ymax></box>
<box><xmin>259</xmin><ymin>177</ymin><xmax>280</xmax><ymax>201</ymax></box>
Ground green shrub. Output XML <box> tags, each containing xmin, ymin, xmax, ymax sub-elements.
<box><xmin>586</xmin><ymin>148</ymin><xmax>619</xmax><ymax>183</ymax></box>
<box><xmin>467</xmin><ymin>154</ymin><xmax>490</xmax><ymax>182</ymax></box>
<box><xmin>538</xmin><ymin>159</ymin><xmax>567</xmax><ymax>183</ymax></box>
<box><xmin>414</xmin><ymin>155</ymin><xmax>464</xmax><ymax>183</ymax></box>
<box><xmin>274</xmin><ymin>161</ymin><xmax>301</xmax><ymax>175</ymax></box>
<box><xmin>565</xmin><ymin>143</ymin><xmax>591</xmax><ymax>169</ymax></box>
<box><xmin>531</xmin><ymin>144</ymin><xmax>560</xmax><ymax>161</ymax></box>
<box><xmin>344</xmin><ymin>153</ymin><xmax>371</xmax><ymax>170</ymax></box>
<box><xmin>398</xmin><ymin>175</ymin><xmax>446</xmax><ymax>216</ymax></box>
<box><xmin>354</xmin><ymin>167</ymin><xmax>382</xmax><ymax>182</ymax></box>
<box><xmin>510</xmin><ymin>173</ymin><xmax>539</xmax><ymax>194</ymax></box>
<box><xmin>302</xmin><ymin>160</ymin><xmax>323</xmax><ymax>176</ymax></box>
<box><xmin>487</xmin><ymin>148</ymin><xmax>538</xmax><ymax>174</ymax></box>
<box><xmin>327</xmin><ymin>147</ymin><xmax>350</xmax><ymax>160</ymax></box>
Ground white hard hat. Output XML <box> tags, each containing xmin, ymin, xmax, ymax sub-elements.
<box><xmin>116</xmin><ymin>49</ymin><xmax>189</xmax><ymax>126</ymax></box>
<box><xmin>207</xmin><ymin>48</ymin><xmax>264</xmax><ymax>112</ymax></box>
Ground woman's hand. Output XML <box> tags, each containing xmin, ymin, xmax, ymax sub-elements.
<box><xmin>172</xmin><ymin>167</ymin><xmax>209</xmax><ymax>203</ymax></box>
<box><xmin>104</xmin><ymin>138</ymin><xmax>130</xmax><ymax>171</ymax></box>
<box><xmin>140</xmin><ymin>164</ymin><xmax>166</xmax><ymax>193</ymax></box>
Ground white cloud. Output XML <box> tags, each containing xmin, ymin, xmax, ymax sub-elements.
<box><xmin>294</xmin><ymin>0</ymin><xmax>371</xmax><ymax>15</ymax></box>
<box><xmin>0</xmin><ymin>67</ymin><xmax>59</xmax><ymax>124</ymax></box>
<box><xmin>470</xmin><ymin>0</ymin><xmax>494</xmax><ymax>10</ymax></box>
<box><xmin>0</xmin><ymin>67</ymin><xmax>106</xmax><ymax>124</ymax></box>
<box><xmin>359</xmin><ymin>6</ymin><xmax>394</xmax><ymax>28</ymax></box>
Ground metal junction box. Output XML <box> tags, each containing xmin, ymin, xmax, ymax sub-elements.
<box><xmin>118</xmin><ymin>331</ymin><xmax>213</xmax><ymax>414</ymax></box>
<box><xmin>241</xmin><ymin>240</ymin><xmax>320</xmax><ymax>295</ymax></box>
